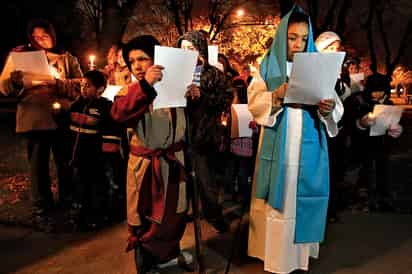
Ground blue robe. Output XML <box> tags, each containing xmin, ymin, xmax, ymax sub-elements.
<box><xmin>255</xmin><ymin>6</ymin><xmax>329</xmax><ymax>243</ymax></box>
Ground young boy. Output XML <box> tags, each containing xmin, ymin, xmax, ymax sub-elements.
<box><xmin>69</xmin><ymin>70</ymin><xmax>122</xmax><ymax>229</ymax></box>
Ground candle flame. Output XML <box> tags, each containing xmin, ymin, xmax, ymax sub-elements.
<box><xmin>52</xmin><ymin>101</ymin><xmax>61</xmax><ymax>110</ymax></box>
<box><xmin>89</xmin><ymin>55</ymin><xmax>96</xmax><ymax>64</ymax></box>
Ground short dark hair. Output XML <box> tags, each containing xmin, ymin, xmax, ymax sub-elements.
<box><xmin>365</xmin><ymin>73</ymin><xmax>391</xmax><ymax>95</ymax></box>
<box><xmin>122</xmin><ymin>35</ymin><xmax>160</xmax><ymax>71</ymax></box>
<box><xmin>84</xmin><ymin>70</ymin><xmax>107</xmax><ymax>90</ymax></box>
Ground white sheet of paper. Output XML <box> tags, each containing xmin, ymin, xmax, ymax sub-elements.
<box><xmin>286</xmin><ymin>62</ymin><xmax>293</xmax><ymax>78</ymax></box>
<box><xmin>10</xmin><ymin>51</ymin><xmax>51</xmax><ymax>76</ymax></box>
<box><xmin>350</xmin><ymin>72</ymin><xmax>364</xmax><ymax>83</ymax></box>
<box><xmin>0</xmin><ymin>50</ymin><xmax>53</xmax><ymax>94</ymax></box>
<box><xmin>284</xmin><ymin>52</ymin><xmax>346</xmax><ymax>105</ymax></box>
<box><xmin>370</xmin><ymin>104</ymin><xmax>403</xmax><ymax>136</ymax></box>
<box><xmin>101</xmin><ymin>85</ymin><xmax>123</xmax><ymax>101</ymax></box>
<box><xmin>208</xmin><ymin>45</ymin><xmax>219</xmax><ymax>66</ymax></box>
<box><xmin>232</xmin><ymin>104</ymin><xmax>253</xmax><ymax>137</ymax></box>
<box><xmin>153</xmin><ymin>46</ymin><xmax>198</xmax><ymax>110</ymax></box>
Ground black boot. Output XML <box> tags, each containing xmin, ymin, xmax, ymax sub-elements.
<box><xmin>134</xmin><ymin>245</ymin><xmax>156</xmax><ymax>274</ymax></box>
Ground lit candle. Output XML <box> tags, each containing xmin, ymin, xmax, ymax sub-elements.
<box><xmin>221</xmin><ymin>112</ymin><xmax>228</xmax><ymax>127</ymax></box>
<box><xmin>89</xmin><ymin>55</ymin><xmax>96</xmax><ymax>70</ymax></box>
<box><xmin>249</xmin><ymin>63</ymin><xmax>257</xmax><ymax>73</ymax></box>
<box><xmin>52</xmin><ymin>101</ymin><xmax>61</xmax><ymax>110</ymax></box>
<box><xmin>49</xmin><ymin>65</ymin><xmax>61</xmax><ymax>79</ymax></box>
<box><xmin>368</xmin><ymin>112</ymin><xmax>375</xmax><ymax>119</ymax></box>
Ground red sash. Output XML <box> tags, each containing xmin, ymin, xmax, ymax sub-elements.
<box><xmin>129</xmin><ymin>141</ymin><xmax>184</xmax><ymax>223</ymax></box>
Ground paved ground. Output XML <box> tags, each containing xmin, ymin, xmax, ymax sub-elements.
<box><xmin>1</xmin><ymin>210</ymin><xmax>412</xmax><ymax>274</ymax></box>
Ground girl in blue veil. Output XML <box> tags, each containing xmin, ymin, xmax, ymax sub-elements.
<box><xmin>247</xmin><ymin>6</ymin><xmax>343</xmax><ymax>273</ymax></box>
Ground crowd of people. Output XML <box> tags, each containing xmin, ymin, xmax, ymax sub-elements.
<box><xmin>0</xmin><ymin>5</ymin><xmax>405</xmax><ymax>274</ymax></box>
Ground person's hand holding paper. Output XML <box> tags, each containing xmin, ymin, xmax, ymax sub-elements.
<box><xmin>369</xmin><ymin>104</ymin><xmax>403</xmax><ymax>136</ymax></box>
<box><xmin>186</xmin><ymin>84</ymin><xmax>201</xmax><ymax>100</ymax></box>
<box><xmin>387</xmin><ymin>123</ymin><xmax>403</xmax><ymax>138</ymax></box>
<box><xmin>144</xmin><ymin>64</ymin><xmax>164</xmax><ymax>86</ymax></box>
<box><xmin>10</xmin><ymin>70</ymin><xmax>24</xmax><ymax>88</ymax></box>
<box><xmin>0</xmin><ymin>50</ymin><xmax>54</xmax><ymax>94</ymax></box>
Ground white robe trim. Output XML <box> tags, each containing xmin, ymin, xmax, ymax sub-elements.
<box><xmin>248</xmin><ymin>107</ymin><xmax>319</xmax><ymax>273</ymax></box>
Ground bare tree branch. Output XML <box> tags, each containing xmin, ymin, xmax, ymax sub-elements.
<box><xmin>376</xmin><ymin>1</ymin><xmax>392</xmax><ymax>73</ymax></box>
<box><xmin>363</xmin><ymin>0</ymin><xmax>378</xmax><ymax>72</ymax></box>
<box><xmin>392</xmin><ymin>19</ymin><xmax>412</xmax><ymax>69</ymax></box>
<box><xmin>335</xmin><ymin>0</ymin><xmax>352</xmax><ymax>35</ymax></box>
<box><xmin>307</xmin><ymin>0</ymin><xmax>319</xmax><ymax>35</ymax></box>
<box><xmin>320</xmin><ymin>0</ymin><xmax>340</xmax><ymax>32</ymax></box>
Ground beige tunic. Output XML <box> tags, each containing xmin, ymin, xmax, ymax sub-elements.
<box><xmin>127</xmin><ymin>107</ymin><xmax>188</xmax><ymax>226</ymax></box>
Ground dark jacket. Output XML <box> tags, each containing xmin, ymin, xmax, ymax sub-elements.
<box><xmin>342</xmin><ymin>91</ymin><xmax>395</xmax><ymax>163</ymax></box>
<box><xmin>177</xmin><ymin>31</ymin><xmax>233</xmax><ymax>151</ymax></box>
<box><xmin>69</xmin><ymin>96</ymin><xmax>121</xmax><ymax>163</ymax></box>
<box><xmin>188</xmin><ymin>64</ymin><xmax>233</xmax><ymax>151</ymax></box>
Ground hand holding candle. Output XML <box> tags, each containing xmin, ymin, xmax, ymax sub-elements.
<box><xmin>359</xmin><ymin>112</ymin><xmax>376</xmax><ymax>128</ymax></box>
<box><xmin>221</xmin><ymin>111</ymin><xmax>228</xmax><ymax>127</ymax></box>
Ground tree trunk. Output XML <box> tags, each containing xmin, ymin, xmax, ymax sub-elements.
<box><xmin>99</xmin><ymin>0</ymin><xmax>139</xmax><ymax>66</ymax></box>
<box><xmin>335</xmin><ymin>0</ymin><xmax>352</xmax><ymax>36</ymax></box>
<box><xmin>320</xmin><ymin>0</ymin><xmax>340</xmax><ymax>32</ymax></box>
<box><xmin>363</xmin><ymin>0</ymin><xmax>378</xmax><ymax>73</ymax></box>
<box><xmin>307</xmin><ymin>0</ymin><xmax>319</xmax><ymax>36</ymax></box>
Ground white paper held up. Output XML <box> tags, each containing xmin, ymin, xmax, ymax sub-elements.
<box><xmin>350</xmin><ymin>72</ymin><xmax>364</xmax><ymax>83</ymax></box>
<box><xmin>101</xmin><ymin>85</ymin><xmax>123</xmax><ymax>102</ymax></box>
<box><xmin>0</xmin><ymin>50</ymin><xmax>52</xmax><ymax>94</ymax></box>
<box><xmin>284</xmin><ymin>52</ymin><xmax>346</xmax><ymax>105</ymax></box>
<box><xmin>208</xmin><ymin>45</ymin><xmax>219</xmax><ymax>66</ymax></box>
<box><xmin>153</xmin><ymin>46</ymin><xmax>198</xmax><ymax>110</ymax></box>
<box><xmin>370</xmin><ymin>104</ymin><xmax>403</xmax><ymax>136</ymax></box>
<box><xmin>232</xmin><ymin>104</ymin><xmax>253</xmax><ymax>137</ymax></box>
<box><xmin>10</xmin><ymin>51</ymin><xmax>51</xmax><ymax>76</ymax></box>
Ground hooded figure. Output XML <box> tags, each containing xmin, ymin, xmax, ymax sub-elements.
<box><xmin>111</xmin><ymin>35</ymin><xmax>190</xmax><ymax>273</ymax></box>
<box><xmin>0</xmin><ymin>19</ymin><xmax>83</xmax><ymax>227</ymax></box>
<box><xmin>247</xmin><ymin>6</ymin><xmax>343</xmax><ymax>273</ymax></box>
<box><xmin>176</xmin><ymin>31</ymin><xmax>233</xmax><ymax>233</ymax></box>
